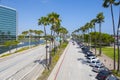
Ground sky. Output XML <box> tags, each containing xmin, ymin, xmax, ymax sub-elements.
<box><xmin>0</xmin><ymin>0</ymin><xmax>120</xmax><ymax>35</ymax></box>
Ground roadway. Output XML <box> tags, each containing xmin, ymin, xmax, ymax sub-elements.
<box><xmin>0</xmin><ymin>45</ymin><xmax>46</xmax><ymax>80</ymax></box>
<box><xmin>48</xmin><ymin>41</ymin><xmax>97</xmax><ymax>80</ymax></box>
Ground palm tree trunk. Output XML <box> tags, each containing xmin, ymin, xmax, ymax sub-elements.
<box><xmin>99</xmin><ymin>23</ymin><xmax>102</xmax><ymax>56</ymax></box>
<box><xmin>90</xmin><ymin>28</ymin><xmax>92</xmax><ymax>50</ymax></box>
<box><xmin>117</xmin><ymin>10</ymin><xmax>120</xmax><ymax>72</ymax></box>
<box><xmin>94</xmin><ymin>25</ymin><xmax>97</xmax><ymax>55</ymax></box>
<box><xmin>29</xmin><ymin>33</ymin><xmax>30</xmax><ymax>48</ymax></box>
<box><xmin>82</xmin><ymin>32</ymin><xmax>84</xmax><ymax>44</ymax></box>
<box><xmin>49</xmin><ymin>30</ymin><xmax>53</xmax><ymax>66</ymax></box>
<box><xmin>111</xmin><ymin>4</ymin><xmax>116</xmax><ymax>70</ymax></box>
<box><xmin>88</xmin><ymin>30</ymin><xmax>90</xmax><ymax>46</ymax></box>
<box><xmin>44</xmin><ymin>26</ymin><xmax>48</xmax><ymax>67</ymax></box>
<box><xmin>53</xmin><ymin>31</ymin><xmax>56</xmax><ymax>55</ymax></box>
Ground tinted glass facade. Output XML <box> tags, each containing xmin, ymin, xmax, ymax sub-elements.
<box><xmin>0</xmin><ymin>5</ymin><xmax>17</xmax><ymax>43</ymax></box>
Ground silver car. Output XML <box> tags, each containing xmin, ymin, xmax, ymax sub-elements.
<box><xmin>89</xmin><ymin>60</ymin><xmax>103</xmax><ymax>67</ymax></box>
<box><xmin>92</xmin><ymin>64</ymin><xmax>105</xmax><ymax>73</ymax></box>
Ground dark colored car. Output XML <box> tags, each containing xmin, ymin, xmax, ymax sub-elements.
<box><xmin>85</xmin><ymin>52</ymin><xmax>95</xmax><ymax>58</ymax></box>
<box><xmin>96</xmin><ymin>69</ymin><xmax>111</xmax><ymax>80</ymax></box>
<box><xmin>106</xmin><ymin>74</ymin><xmax>119</xmax><ymax>80</ymax></box>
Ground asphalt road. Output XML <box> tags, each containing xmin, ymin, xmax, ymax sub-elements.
<box><xmin>0</xmin><ymin>45</ymin><xmax>46</xmax><ymax>80</ymax></box>
<box><xmin>48</xmin><ymin>42</ymin><xmax>97</xmax><ymax>80</ymax></box>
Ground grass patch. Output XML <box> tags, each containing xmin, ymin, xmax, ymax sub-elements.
<box><xmin>112</xmin><ymin>70</ymin><xmax>120</xmax><ymax>77</ymax></box>
<box><xmin>14</xmin><ymin>47</ymin><xmax>29</xmax><ymax>53</ymax></box>
<box><xmin>0</xmin><ymin>45</ymin><xmax>38</xmax><ymax>58</ymax></box>
<box><xmin>37</xmin><ymin>42</ymin><xmax>68</xmax><ymax>80</ymax></box>
<box><xmin>97</xmin><ymin>47</ymin><xmax>118</xmax><ymax>61</ymax></box>
<box><xmin>0</xmin><ymin>53</ymin><xmax>12</xmax><ymax>57</ymax></box>
<box><xmin>97</xmin><ymin>47</ymin><xmax>120</xmax><ymax>77</ymax></box>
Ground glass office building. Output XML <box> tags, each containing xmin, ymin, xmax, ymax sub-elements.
<box><xmin>0</xmin><ymin>5</ymin><xmax>17</xmax><ymax>43</ymax></box>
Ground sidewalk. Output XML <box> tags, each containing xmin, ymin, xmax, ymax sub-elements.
<box><xmin>47</xmin><ymin>42</ymin><xmax>70</xmax><ymax>80</ymax></box>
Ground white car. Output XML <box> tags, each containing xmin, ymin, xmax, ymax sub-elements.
<box><xmin>89</xmin><ymin>60</ymin><xmax>102</xmax><ymax>67</ymax></box>
<box><xmin>92</xmin><ymin>64</ymin><xmax>105</xmax><ymax>73</ymax></box>
<box><xmin>87</xmin><ymin>56</ymin><xmax>99</xmax><ymax>63</ymax></box>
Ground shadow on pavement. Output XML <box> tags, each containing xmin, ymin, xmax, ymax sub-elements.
<box><xmin>78</xmin><ymin>51</ymin><xmax>83</xmax><ymax>53</ymax></box>
<box><xmin>76</xmin><ymin>47</ymin><xmax>80</xmax><ymax>49</ymax></box>
<box><xmin>77</xmin><ymin>58</ymin><xmax>88</xmax><ymax>65</ymax></box>
<box><xmin>34</xmin><ymin>59</ymin><xmax>47</xmax><ymax>69</ymax></box>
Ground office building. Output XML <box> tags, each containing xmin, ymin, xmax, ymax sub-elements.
<box><xmin>0</xmin><ymin>5</ymin><xmax>17</xmax><ymax>43</ymax></box>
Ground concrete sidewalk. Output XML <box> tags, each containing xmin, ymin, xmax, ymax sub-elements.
<box><xmin>47</xmin><ymin>42</ymin><xmax>70</xmax><ymax>80</ymax></box>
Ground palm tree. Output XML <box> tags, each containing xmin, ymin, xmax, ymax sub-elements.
<box><xmin>60</xmin><ymin>27</ymin><xmax>68</xmax><ymax>42</ymax></box>
<box><xmin>96</xmin><ymin>12</ymin><xmax>104</xmax><ymax>56</ymax></box>
<box><xmin>80</xmin><ymin>26</ymin><xmax>86</xmax><ymax>44</ymax></box>
<box><xmin>22</xmin><ymin>30</ymin><xmax>29</xmax><ymax>47</ymax></box>
<box><xmin>48</xmin><ymin>12</ymin><xmax>61</xmax><ymax>54</ymax></box>
<box><xmin>18</xmin><ymin>34</ymin><xmax>24</xmax><ymax>43</ymax></box>
<box><xmin>89</xmin><ymin>22</ymin><xmax>94</xmax><ymax>49</ymax></box>
<box><xmin>38</xmin><ymin>16</ymin><xmax>49</xmax><ymax>67</ymax></box>
<box><xmin>91</xmin><ymin>19</ymin><xmax>97</xmax><ymax>55</ymax></box>
<box><xmin>34</xmin><ymin>30</ymin><xmax>43</xmax><ymax>44</ymax></box>
<box><xmin>84</xmin><ymin>23</ymin><xmax>90</xmax><ymax>46</ymax></box>
<box><xmin>22</xmin><ymin>31</ymin><xmax>28</xmax><ymax>40</ymax></box>
<box><xmin>28</xmin><ymin>29</ymin><xmax>34</xmax><ymax>48</ymax></box>
<box><xmin>103</xmin><ymin>0</ymin><xmax>120</xmax><ymax>70</ymax></box>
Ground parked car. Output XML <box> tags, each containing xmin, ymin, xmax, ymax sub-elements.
<box><xmin>106</xmin><ymin>74</ymin><xmax>119</xmax><ymax>80</ymax></box>
<box><xmin>81</xmin><ymin>46</ymin><xmax>90</xmax><ymax>52</ymax></box>
<box><xmin>96</xmin><ymin>69</ymin><xmax>111</xmax><ymax>80</ymax></box>
<box><xmin>89</xmin><ymin>60</ymin><xmax>103</xmax><ymax>67</ymax></box>
<box><xmin>92</xmin><ymin>64</ymin><xmax>105</xmax><ymax>73</ymax></box>
<box><xmin>85</xmin><ymin>51</ymin><xmax>93</xmax><ymax>55</ymax></box>
<box><xmin>85</xmin><ymin>52</ymin><xmax>95</xmax><ymax>57</ymax></box>
<box><xmin>86</xmin><ymin>56</ymin><xmax>99</xmax><ymax>63</ymax></box>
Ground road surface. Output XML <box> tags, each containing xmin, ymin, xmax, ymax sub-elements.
<box><xmin>48</xmin><ymin>41</ymin><xmax>97</xmax><ymax>80</ymax></box>
<box><xmin>0</xmin><ymin>45</ymin><xmax>47</xmax><ymax>80</ymax></box>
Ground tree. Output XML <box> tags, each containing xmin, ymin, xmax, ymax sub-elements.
<box><xmin>117</xmin><ymin>10</ymin><xmax>120</xmax><ymax>72</ymax></box>
<box><xmin>22</xmin><ymin>31</ymin><xmax>29</xmax><ymax>41</ymax></box>
<box><xmin>38</xmin><ymin>16</ymin><xmax>49</xmax><ymax>67</ymax></box>
<box><xmin>4</xmin><ymin>40</ymin><xmax>19</xmax><ymax>53</ymax></box>
<box><xmin>84</xmin><ymin>23</ymin><xmax>90</xmax><ymax>46</ymax></box>
<box><xmin>103</xmin><ymin>0</ymin><xmax>120</xmax><ymax>70</ymax></box>
<box><xmin>96</xmin><ymin>12</ymin><xmax>104</xmax><ymax>56</ymax></box>
<box><xmin>90</xmin><ymin>32</ymin><xmax>114</xmax><ymax>45</ymax></box>
<box><xmin>28</xmin><ymin>29</ymin><xmax>34</xmax><ymax>48</ymax></box>
<box><xmin>91</xmin><ymin>18</ymin><xmax>97</xmax><ymax>55</ymax></box>
<box><xmin>80</xmin><ymin>26</ymin><xmax>86</xmax><ymax>44</ymax></box>
<box><xmin>59</xmin><ymin>27</ymin><xmax>68</xmax><ymax>42</ymax></box>
<box><xmin>12</xmin><ymin>40</ymin><xmax>19</xmax><ymax>50</ymax></box>
<box><xmin>48</xmin><ymin>12</ymin><xmax>61</xmax><ymax>55</ymax></box>
<box><xmin>34</xmin><ymin>30</ymin><xmax>43</xmax><ymax>44</ymax></box>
